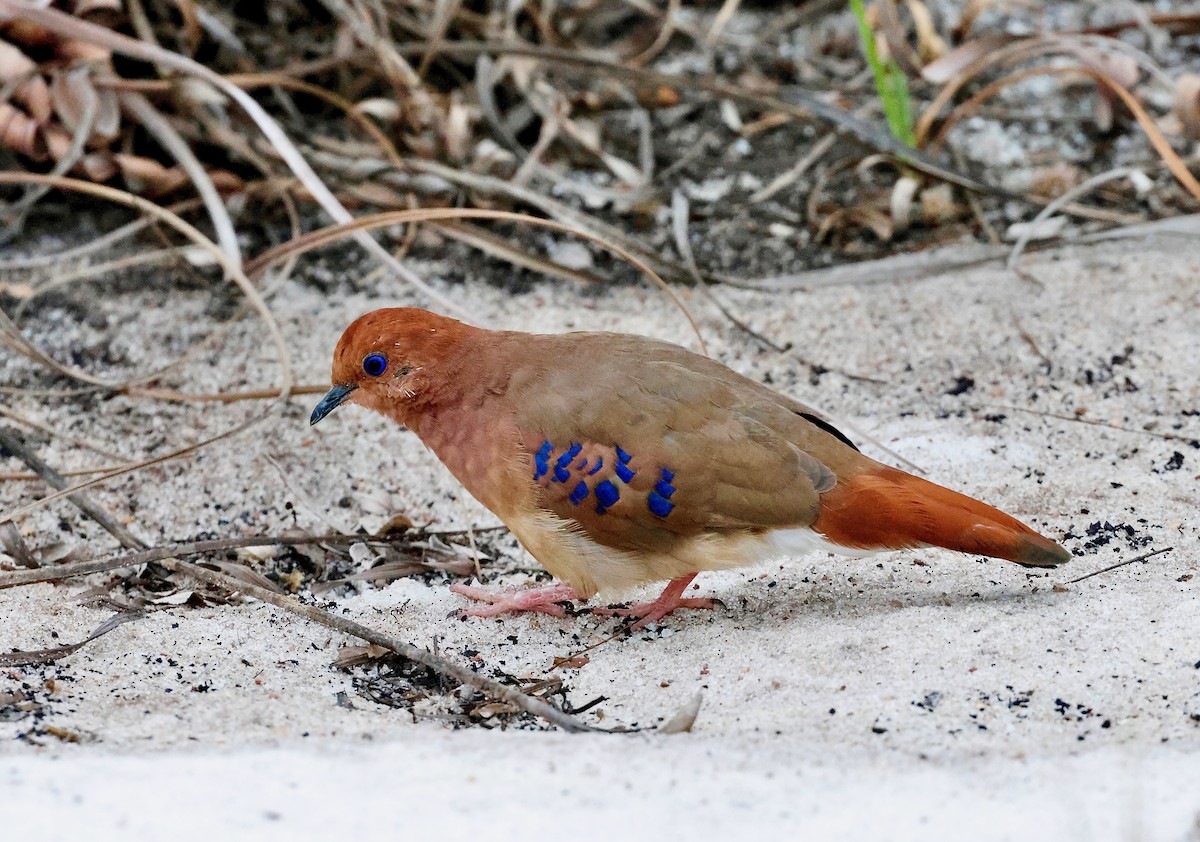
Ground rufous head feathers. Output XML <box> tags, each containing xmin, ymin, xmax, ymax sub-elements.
<box><xmin>310</xmin><ymin>308</ymin><xmax>471</xmax><ymax>425</ymax></box>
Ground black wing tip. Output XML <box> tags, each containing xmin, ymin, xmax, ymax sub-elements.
<box><xmin>797</xmin><ymin>412</ymin><xmax>860</xmax><ymax>452</ymax></box>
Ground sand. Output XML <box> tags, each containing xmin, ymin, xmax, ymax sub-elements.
<box><xmin>2</xmin><ymin>232</ymin><xmax>1198</xmax><ymax>840</ymax></box>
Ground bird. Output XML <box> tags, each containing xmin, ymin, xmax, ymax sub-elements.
<box><xmin>311</xmin><ymin>308</ymin><xmax>1071</xmax><ymax>628</ymax></box>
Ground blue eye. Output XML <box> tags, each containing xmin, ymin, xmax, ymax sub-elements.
<box><xmin>362</xmin><ymin>354</ymin><xmax>387</xmax><ymax>377</ymax></box>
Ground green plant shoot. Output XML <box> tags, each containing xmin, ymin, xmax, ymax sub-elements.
<box><xmin>849</xmin><ymin>0</ymin><xmax>917</xmax><ymax>147</ymax></box>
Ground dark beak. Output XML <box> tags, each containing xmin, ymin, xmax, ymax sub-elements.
<box><xmin>310</xmin><ymin>384</ymin><xmax>357</xmax><ymax>426</ymax></box>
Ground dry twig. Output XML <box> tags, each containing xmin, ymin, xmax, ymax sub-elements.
<box><xmin>1066</xmin><ymin>547</ymin><xmax>1174</xmax><ymax>585</ymax></box>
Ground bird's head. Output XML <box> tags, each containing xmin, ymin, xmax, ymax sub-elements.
<box><xmin>310</xmin><ymin>308</ymin><xmax>471</xmax><ymax>426</ymax></box>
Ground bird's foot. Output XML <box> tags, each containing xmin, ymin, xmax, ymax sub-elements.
<box><xmin>592</xmin><ymin>574</ymin><xmax>715</xmax><ymax>630</ymax></box>
<box><xmin>450</xmin><ymin>581</ymin><xmax>581</xmax><ymax>618</ymax></box>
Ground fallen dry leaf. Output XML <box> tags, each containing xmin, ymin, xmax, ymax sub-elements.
<box><xmin>1005</xmin><ymin>216</ymin><xmax>1066</xmax><ymax>242</ymax></box>
<box><xmin>1175</xmin><ymin>73</ymin><xmax>1200</xmax><ymax>139</ymax></box>
<box><xmin>890</xmin><ymin>174</ymin><xmax>919</xmax><ymax>233</ymax></box>
<box><xmin>921</xmin><ymin>34</ymin><xmax>1014</xmax><ymax>84</ymax></box>
<box><xmin>553</xmin><ymin>654</ymin><xmax>590</xmax><ymax>669</ymax></box>
<box><xmin>49</xmin><ymin>64</ymin><xmax>121</xmax><ymax>142</ymax></box>
<box><xmin>1029</xmin><ymin>162</ymin><xmax>1083</xmax><ymax>198</ymax></box>
<box><xmin>659</xmin><ymin>692</ymin><xmax>703</xmax><ymax>734</ymax></box>
<box><xmin>905</xmin><ymin>0</ymin><xmax>948</xmax><ymax>64</ymax></box>
<box><xmin>919</xmin><ymin>183</ymin><xmax>958</xmax><ymax>225</ymax></box>
<box><xmin>0</xmin><ymin>40</ymin><xmax>52</xmax><ymax>122</ymax></box>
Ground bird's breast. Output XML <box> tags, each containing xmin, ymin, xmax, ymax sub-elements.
<box><xmin>410</xmin><ymin>401</ymin><xmax>534</xmax><ymax>519</ymax></box>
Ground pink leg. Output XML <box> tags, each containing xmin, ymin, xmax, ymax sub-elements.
<box><xmin>450</xmin><ymin>581</ymin><xmax>582</xmax><ymax>618</ymax></box>
<box><xmin>593</xmin><ymin>574</ymin><xmax>716</xmax><ymax>630</ymax></box>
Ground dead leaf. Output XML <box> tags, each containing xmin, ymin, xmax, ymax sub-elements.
<box><xmin>905</xmin><ymin>0</ymin><xmax>948</xmax><ymax>63</ymax></box>
<box><xmin>114</xmin><ymin>152</ymin><xmax>190</xmax><ymax>195</ymax></box>
<box><xmin>113</xmin><ymin>154</ymin><xmax>242</xmax><ymax>198</ymax></box>
<box><xmin>334</xmin><ymin>643</ymin><xmax>390</xmax><ymax>669</ymax></box>
<box><xmin>1175</xmin><ymin>73</ymin><xmax>1200</xmax><ymax>139</ymax></box>
<box><xmin>444</xmin><ymin>91</ymin><xmax>472</xmax><ymax>162</ymax></box>
<box><xmin>472</xmin><ymin>701</ymin><xmax>519</xmax><ymax>719</ymax></box>
<box><xmin>545</xmin><ymin>239</ymin><xmax>594</xmax><ymax>271</ymax></box>
<box><xmin>719</xmin><ymin>99</ymin><xmax>742</xmax><ymax>132</ymax></box>
<box><xmin>919</xmin><ymin>183</ymin><xmax>958</xmax><ymax>224</ymax></box>
<box><xmin>921</xmin><ymin>34</ymin><xmax>1015</xmax><ymax>84</ymax></box>
<box><xmin>659</xmin><ymin>692</ymin><xmax>703</xmax><ymax>734</ymax></box>
<box><xmin>1028</xmin><ymin>162</ymin><xmax>1083</xmax><ymax>198</ymax></box>
<box><xmin>279</xmin><ymin>569</ymin><xmax>304</xmax><ymax>592</ymax></box>
<box><xmin>376</xmin><ymin>513</ymin><xmax>416</xmax><ymax>536</ymax></box>
<box><xmin>41</xmin><ymin>124</ymin><xmax>116</xmax><ymax>179</ymax></box>
<box><xmin>50</xmin><ymin>65</ymin><xmax>120</xmax><ymax>142</ymax></box>
<box><xmin>354</xmin><ymin>98</ymin><xmax>401</xmax><ymax>124</ymax></box>
<box><xmin>1005</xmin><ymin>216</ymin><xmax>1066</xmax><ymax>242</ymax></box>
<box><xmin>849</xmin><ymin>204</ymin><xmax>895</xmax><ymax>241</ymax></box>
<box><xmin>348</xmin><ymin>542</ymin><xmax>377</xmax><ymax>567</ymax></box>
<box><xmin>636</xmin><ymin>85</ymin><xmax>681</xmax><ymax>108</ymax></box>
<box><xmin>1</xmin><ymin>523</ymin><xmax>37</xmax><ymax>569</ymax></box>
<box><xmin>0</xmin><ymin>41</ymin><xmax>52</xmax><ymax>122</ymax></box>
<box><xmin>41</xmin><ymin>725</ymin><xmax>85</xmax><ymax>743</ymax></box>
<box><xmin>890</xmin><ymin>175</ymin><xmax>919</xmax><ymax>233</ymax></box>
<box><xmin>236</xmin><ymin>545</ymin><xmax>278</xmax><ymax>563</ymax></box>
<box><xmin>35</xmin><ymin>541</ymin><xmax>84</xmax><ymax>566</ymax></box>
<box><xmin>148</xmin><ymin>590</ymin><xmax>195</xmax><ymax>606</ymax></box>
<box><xmin>552</xmin><ymin>654</ymin><xmax>590</xmax><ymax>669</ymax></box>
<box><xmin>203</xmin><ymin>560</ymin><xmax>284</xmax><ymax>594</ymax></box>
<box><xmin>0</xmin><ymin>101</ymin><xmax>43</xmax><ymax>158</ymax></box>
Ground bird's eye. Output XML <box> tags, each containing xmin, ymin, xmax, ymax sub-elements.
<box><xmin>362</xmin><ymin>354</ymin><xmax>387</xmax><ymax>377</ymax></box>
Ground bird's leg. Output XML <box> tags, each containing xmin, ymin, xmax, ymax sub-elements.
<box><xmin>593</xmin><ymin>573</ymin><xmax>716</xmax><ymax>630</ymax></box>
<box><xmin>450</xmin><ymin>581</ymin><xmax>581</xmax><ymax>618</ymax></box>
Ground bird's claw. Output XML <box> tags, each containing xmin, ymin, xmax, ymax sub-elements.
<box><xmin>450</xmin><ymin>581</ymin><xmax>580</xmax><ymax>619</ymax></box>
<box><xmin>594</xmin><ymin>596</ymin><xmax>718</xmax><ymax>630</ymax></box>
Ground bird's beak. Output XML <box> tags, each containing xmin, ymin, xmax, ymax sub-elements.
<box><xmin>310</xmin><ymin>383</ymin><xmax>357</xmax><ymax>426</ymax></box>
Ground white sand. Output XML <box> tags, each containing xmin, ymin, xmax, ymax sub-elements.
<box><xmin>2</xmin><ymin>235</ymin><xmax>1198</xmax><ymax>839</ymax></box>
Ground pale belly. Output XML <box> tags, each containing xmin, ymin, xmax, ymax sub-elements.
<box><xmin>505</xmin><ymin>510</ymin><xmax>879</xmax><ymax>599</ymax></box>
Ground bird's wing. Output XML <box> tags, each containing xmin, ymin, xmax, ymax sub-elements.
<box><xmin>508</xmin><ymin>336</ymin><xmax>840</xmax><ymax>554</ymax></box>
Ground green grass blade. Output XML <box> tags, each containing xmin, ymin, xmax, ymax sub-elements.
<box><xmin>849</xmin><ymin>0</ymin><xmax>916</xmax><ymax>147</ymax></box>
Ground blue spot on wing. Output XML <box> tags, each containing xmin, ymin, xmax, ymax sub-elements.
<box><xmin>594</xmin><ymin>480</ymin><xmax>619</xmax><ymax>513</ymax></box>
<box><xmin>649</xmin><ymin>466</ymin><xmax>676</xmax><ymax>516</ymax></box>
<box><xmin>552</xmin><ymin>442</ymin><xmax>582</xmax><ymax>483</ymax></box>
<box><xmin>647</xmin><ymin>492</ymin><xmax>675</xmax><ymax>517</ymax></box>
<box><xmin>555</xmin><ymin>443</ymin><xmax>582</xmax><ymax>470</ymax></box>
<box><xmin>539</xmin><ymin>447</ymin><xmax>676</xmax><ymax>517</ymax></box>
<box><xmin>533</xmin><ymin>440</ymin><xmax>553</xmax><ymax>480</ymax></box>
<box><xmin>614</xmin><ymin>461</ymin><xmax>635</xmax><ymax>483</ymax></box>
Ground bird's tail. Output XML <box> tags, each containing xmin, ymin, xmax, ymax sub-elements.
<box><xmin>812</xmin><ymin>467</ymin><xmax>1071</xmax><ymax>567</ymax></box>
